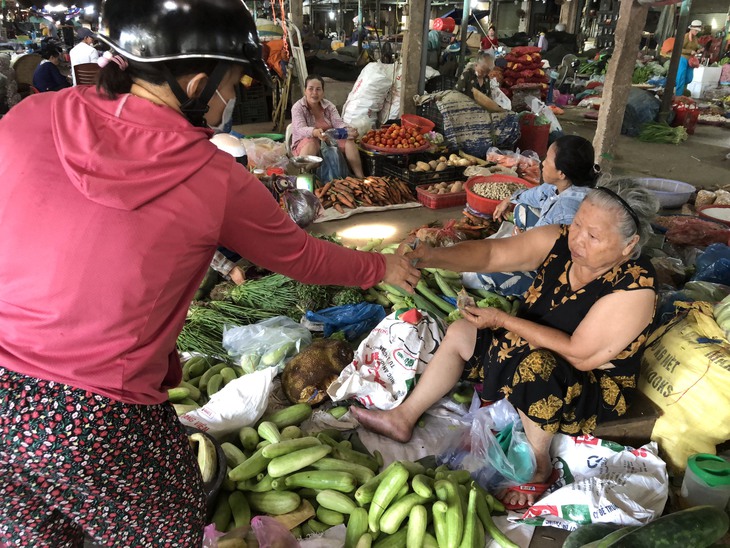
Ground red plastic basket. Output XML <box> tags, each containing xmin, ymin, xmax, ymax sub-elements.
<box><xmin>416</xmin><ymin>184</ymin><xmax>467</xmax><ymax>209</ymax></box>
<box><xmin>401</xmin><ymin>114</ymin><xmax>436</xmax><ymax>135</ymax></box>
<box><xmin>465</xmin><ymin>175</ymin><xmax>536</xmax><ymax>215</ymax></box>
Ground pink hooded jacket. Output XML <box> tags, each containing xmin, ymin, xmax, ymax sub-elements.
<box><xmin>0</xmin><ymin>87</ymin><xmax>385</xmax><ymax>404</ymax></box>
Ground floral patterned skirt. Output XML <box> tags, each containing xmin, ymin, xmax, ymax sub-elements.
<box><xmin>464</xmin><ymin>329</ymin><xmax>637</xmax><ymax>435</ymax></box>
<box><xmin>0</xmin><ymin>366</ymin><xmax>205</xmax><ymax>547</ymax></box>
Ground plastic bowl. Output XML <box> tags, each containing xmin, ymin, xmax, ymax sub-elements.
<box><xmin>465</xmin><ymin>175</ymin><xmax>536</xmax><ymax>215</ymax></box>
<box><xmin>697</xmin><ymin>204</ymin><xmax>730</xmax><ymax>227</ymax></box>
<box><xmin>401</xmin><ymin>114</ymin><xmax>435</xmax><ymax>135</ymax></box>
<box><xmin>635</xmin><ymin>178</ymin><xmax>696</xmax><ymax>209</ymax></box>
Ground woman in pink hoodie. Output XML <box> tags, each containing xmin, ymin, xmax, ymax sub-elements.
<box><xmin>0</xmin><ymin>1</ymin><xmax>419</xmax><ymax>545</ymax></box>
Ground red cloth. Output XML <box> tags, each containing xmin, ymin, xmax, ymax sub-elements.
<box><xmin>0</xmin><ymin>87</ymin><xmax>385</xmax><ymax>405</ymax></box>
<box><xmin>480</xmin><ymin>36</ymin><xmax>499</xmax><ymax>50</ymax></box>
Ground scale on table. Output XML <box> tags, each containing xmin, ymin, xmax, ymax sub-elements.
<box><xmin>289</xmin><ymin>155</ymin><xmax>323</xmax><ymax>192</ymax></box>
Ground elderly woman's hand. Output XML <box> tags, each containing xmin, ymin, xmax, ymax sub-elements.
<box><xmin>461</xmin><ymin>305</ymin><xmax>509</xmax><ymax>330</ymax></box>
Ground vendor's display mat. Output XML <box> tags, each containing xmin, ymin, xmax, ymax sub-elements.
<box><xmin>314</xmin><ymin>201</ymin><xmax>423</xmax><ymax>223</ymax></box>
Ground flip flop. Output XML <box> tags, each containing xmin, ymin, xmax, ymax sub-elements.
<box><xmin>500</xmin><ymin>468</ymin><xmax>560</xmax><ymax>511</ymax></box>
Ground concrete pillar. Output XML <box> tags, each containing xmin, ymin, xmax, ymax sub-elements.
<box><xmin>400</xmin><ymin>0</ymin><xmax>430</xmax><ymax>114</ymax></box>
<box><xmin>291</xmin><ymin>0</ymin><xmax>304</xmax><ymax>35</ymax></box>
<box><xmin>559</xmin><ymin>0</ymin><xmax>580</xmax><ymax>33</ymax></box>
<box><xmin>593</xmin><ymin>0</ymin><xmax>648</xmax><ymax>167</ymax></box>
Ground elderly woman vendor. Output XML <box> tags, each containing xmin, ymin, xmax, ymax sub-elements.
<box><xmin>352</xmin><ymin>180</ymin><xmax>659</xmax><ymax>510</ymax></box>
<box><xmin>290</xmin><ymin>74</ymin><xmax>365</xmax><ymax>178</ymax></box>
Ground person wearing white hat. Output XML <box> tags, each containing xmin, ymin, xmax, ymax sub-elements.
<box><xmin>674</xmin><ymin>19</ymin><xmax>702</xmax><ymax>95</ymax></box>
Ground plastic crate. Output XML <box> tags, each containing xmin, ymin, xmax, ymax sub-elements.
<box><xmin>234</xmin><ymin>83</ymin><xmax>269</xmax><ymax>124</ymax></box>
<box><xmin>416</xmin><ymin>184</ymin><xmax>467</xmax><ymax>209</ymax></box>
<box><xmin>381</xmin><ymin>153</ymin><xmax>465</xmax><ymax>191</ymax></box>
<box><xmin>359</xmin><ymin>147</ymin><xmax>411</xmax><ymax>177</ymax></box>
<box><xmin>416</xmin><ymin>100</ymin><xmax>444</xmax><ymax>134</ymax></box>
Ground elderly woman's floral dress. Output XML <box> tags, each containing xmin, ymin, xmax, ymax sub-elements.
<box><xmin>464</xmin><ymin>225</ymin><xmax>657</xmax><ymax>434</ymax></box>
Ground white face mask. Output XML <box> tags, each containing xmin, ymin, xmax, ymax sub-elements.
<box><xmin>211</xmin><ymin>89</ymin><xmax>236</xmax><ymax>133</ymax></box>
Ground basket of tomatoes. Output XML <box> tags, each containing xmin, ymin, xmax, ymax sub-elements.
<box><xmin>360</xmin><ymin>124</ymin><xmax>431</xmax><ymax>154</ymax></box>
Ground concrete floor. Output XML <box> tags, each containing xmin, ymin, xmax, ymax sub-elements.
<box><xmin>233</xmin><ymin>106</ymin><xmax>729</xmax><ymax>246</ymax></box>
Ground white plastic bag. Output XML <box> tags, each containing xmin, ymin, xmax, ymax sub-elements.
<box><xmin>239</xmin><ymin>137</ymin><xmax>288</xmax><ymax>170</ymax></box>
<box><xmin>380</xmin><ymin>63</ymin><xmax>441</xmax><ymax>123</ymax></box>
<box><xmin>348</xmin><ymin>115</ymin><xmax>374</xmax><ymax>141</ymax></box>
<box><xmin>179</xmin><ymin>366</ymin><xmax>278</xmax><ymax>438</ymax></box>
<box><xmin>490</xmin><ymin>77</ymin><xmax>512</xmax><ymax>111</ymax></box>
<box><xmin>327</xmin><ymin>311</ymin><xmax>444</xmax><ymax>409</ymax></box>
<box><xmin>222</xmin><ymin>316</ymin><xmax>312</xmax><ymax>373</ymax></box>
<box><xmin>438</xmin><ymin>398</ymin><xmax>537</xmax><ymax>492</ymax></box>
<box><xmin>342</xmin><ymin>62</ymin><xmax>396</xmax><ymax>125</ymax></box>
<box><xmin>515</xmin><ymin>434</ymin><xmax>669</xmax><ymax>530</ymax></box>
<box><xmin>527</xmin><ymin>96</ymin><xmax>562</xmax><ymax>132</ymax></box>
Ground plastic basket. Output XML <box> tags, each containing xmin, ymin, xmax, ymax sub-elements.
<box><xmin>234</xmin><ymin>83</ymin><xmax>269</xmax><ymax>124</ymax></box>
<box><xmin>635</xmin><ymin>178</ymin><xmax>695</xmax><ymax>209</ymax></box>
<box><xmin>465</xmin><ymin>175</ymin><xmax>536</xmax><ymax>214</ymax></box>
<box><xmin>425</xmin><ymin>75</ymin><xmax>457</xmax><ymax>93</ymax></box>
<box><xmin>381</xmin><ymin>153</ymin><xmax>465</xmax><ymax>191</ymax></box>
<box><xmin>416</xmin><ymin>101</ymin><xmax>444</xmax><ymax>135</ymax></box>
<box><xmin>359</xmin><ymin>147</ymin><xmax>411</xmax><ymax>177</ymax></box>
<box><xmin>416</xmin><ymin>184</ymin><xmax>467</xmax><ymax>209</ymax></box>
<box><xmin>401</xmin><ymin>114</ymin><xmax>436</xmax><ymax>134</ymax></box>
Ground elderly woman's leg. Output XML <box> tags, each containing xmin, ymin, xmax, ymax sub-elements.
<box><xmin>343</xmin><ymin>139</ymin><xmax>365</xmax><ymax>178</ymax></box>
<box><xmin>351</xmin><ymin>319</ymin><xmax>477</xmax><ymax>442</ymax></box>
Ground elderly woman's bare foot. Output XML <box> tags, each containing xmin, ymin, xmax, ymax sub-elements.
<box><xmin>350</xmin><ymin>406</ymin><xmax>414</xmax><ymax>443</ymax></box>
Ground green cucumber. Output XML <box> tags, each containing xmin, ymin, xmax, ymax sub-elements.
<box><xmin>563</xmin><ymin>523</ymin><xmax>624</xmax><ymax>548</ymax></box>
<box><xmin>606</xmin><ymin>505</ymin><xmax>729</xmax><ymax>547</ymax></box>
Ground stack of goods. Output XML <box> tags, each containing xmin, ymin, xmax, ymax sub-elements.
<box><xmin>501</xmin><ymin>46</ymin><xmax>549</xmax><ymax>99</ymax></box>
<box><xmin>486</xmin><ymin>148</ymin><xmax>541</xmax><ymax>184</ymax></box>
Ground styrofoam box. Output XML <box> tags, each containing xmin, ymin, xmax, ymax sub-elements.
<box><xmin>686</xmin><ymin>81</ymin><xmax>716</xmax><ymax>99</ymax></box>
<box><xmin>692</xmin><ymin>66</ymin><xmax>722</xmax><ymax>84</ymax></box>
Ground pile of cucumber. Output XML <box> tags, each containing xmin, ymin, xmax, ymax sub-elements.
<box><xmin>168</xmin><ymin>356</ymin><xmax>249</xmax><ymax>415</ymax></box>
<box><xmin>563</xmin><ymin>505</ymin><xmax>729</xmax><ymax>548</ymax></box>
<box><xmin>204</xmin><ymin>403</ymin><xmax>517</xmax><ymax>547</ymax></box>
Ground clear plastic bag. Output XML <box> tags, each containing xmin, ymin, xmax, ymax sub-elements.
<box><xmin>317</xmin><ymin>141</ymin><xmax>350</xmax><ymax>183</ymax></box>
<box><xmin>438</xmin><ymin>398</ymin><xmax>536</xmax><ymax>492</ymax></box>
<box><xmin>240</xmin><ymin>137</ymin><xmax>288</xmax><ymax>170</ymax></box>
<box><xmin>305</xmin><ymin>302</ymin><xmax>386</xmax><ymax>341</ymax></box>
<box><xmin>250</xmin><ymin>516</ymin><xmax>299</xmax><ymax>548</ymax></box>
<box><xmin>222</xmin><ymin>316</ymin><xmax>312</xmax><ymax>373</ymax></box>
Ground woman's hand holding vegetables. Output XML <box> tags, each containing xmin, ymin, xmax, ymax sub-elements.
<box><xmin>381</xmin><ymin>253</ymin><xmax>421</xmax><ymax>294</ymax></box>
<box><xmin>461</xmin><ymin>305</ymin><xmax>508</xmax><ymax>330</ymax></box>
<box><xmin>493</xmin><ymin>198</ymin><xmax>512</xmax><ymax>222</ymax></box>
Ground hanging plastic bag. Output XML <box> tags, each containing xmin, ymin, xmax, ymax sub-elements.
<box><xmin>438</xmin><ymin>398</ymin><xmax>536</xmax><ymax>492</ymax></box>
<box><xmin>527</xmin><ymin>96</ymin><xmax>562</xmax><ymax>132</ymax></box>
<box><xmin>305</xmin><ymin>302</ymin><xmax>386</xmax><ymax>341</ymax></box>
<box><xmin>222</xmin><ymin>316</ymin><xmax>312</xmax><ymax>373</ymax></box>
<box><xmin>317</xmin><ymin>141</ymin><xmax>350</xmax><ymax>183</ymax></box>
<box><xmin>490</xmin><ymin>77</ymin><xmax>512</xmax><ymax>111</ymax></box>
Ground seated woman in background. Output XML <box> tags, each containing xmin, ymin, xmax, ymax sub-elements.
<box><xmin>481</xmin><ymin>26</ymin><xmax>500</xmax><ymax>51</ymax></box>
<box><xmin>32</xmin><ymin>46</ymin><xmax>71</xmax><ymax>92</ymax></box>
<box><xmin>290</xmin><ymin>74</ymin><xmax>365</xmax><ymax>178</ymax></box>
<box><xmin>352</xmin><ymin>179</ymin><xmax>659</xmax><ymax>511</ymax></box>
<box><xmin>455</xmin><ymin>50</ymin><xmax>493</xmax><ymax>101</ymax></box>
<box><xmin>493</xmin><ymin>135</ymin><xmax>599</xmax><ymax>232</ymax></box>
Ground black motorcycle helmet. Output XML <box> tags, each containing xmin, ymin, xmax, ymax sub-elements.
<box><xmin>96</xmin><ymin>0</ymin><xmax>270</xmax><ymax>127</ymax></box>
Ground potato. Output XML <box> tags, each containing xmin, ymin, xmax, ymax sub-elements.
<box><xmin>457</xmin><ymin>158</ymin><xmax>471</xmax><ymax>166</ymax></box>
<box><xmin>449</xmin><ymin>154</ymin><xmax>460</xmax><ymax>163</ymax></box>
<box><xmin>435</xmin><ymin>162</ymin><xmax>447</xmax><ymax>172</ymax></box>
<box><xmin>451</xmin><ymin>181</ymin><xmax>464</xmax><ymax>192</ymax></box>
<box><xmin>438</xmin><ymin>156</ymin><xmax>447</xmax><ymax>162</ymax></box>
<box><xmin>436</xmin><ymin>182</ymin><xmax>447</xmax><ymax>189</ymax></box>
<box><xmin>416</xmin><ymin>161</ymin><xmax>431</xmax><ymax>172</ymax></box>
<box><xmin>428</xmin><ymin>160</ymin><xmax>439</xmax><ymax>170</ymax></box>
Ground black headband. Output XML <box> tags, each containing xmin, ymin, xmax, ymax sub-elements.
<box><xmin>595</xmin><ymin>187</ymin><xmax>640</xmax><ymax>234</ymax></box>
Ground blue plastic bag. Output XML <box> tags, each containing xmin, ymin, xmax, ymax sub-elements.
<box><xmin>306</xmin><ymin>302</ymin><xmax>386</xmax><ymax>341</ymax></box>
<box><xmin>691</xmin><ymin>243</ymin><xmax>730</xmax><ymax>285</ymax></box>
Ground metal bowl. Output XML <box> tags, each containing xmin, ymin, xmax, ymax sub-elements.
<box><xmin>290</xmin><ymin>155</ymin><xmax>323</xmax><ymax>171</ymax></box>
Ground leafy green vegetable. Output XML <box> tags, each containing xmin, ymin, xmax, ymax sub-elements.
<box><xmin>638</xmin><ymin>122</ymin><xmax>688</xmax><ymax>144</ymax></box>
<box><xmin>331</xmin><ymin>287</ymin><xmax>365</xmax><ymax>307</ymax></box>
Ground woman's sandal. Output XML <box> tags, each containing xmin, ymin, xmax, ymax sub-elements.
<box><xmin>500</xmin><ymin>468</ymin><xmax>560</xmax><ymax>511</ymax></box>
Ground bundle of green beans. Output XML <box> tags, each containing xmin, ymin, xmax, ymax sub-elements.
<box><xmin>638</xmin><ymin>122</ymin><xmax>688</xmax><ymax>144</ymax></box>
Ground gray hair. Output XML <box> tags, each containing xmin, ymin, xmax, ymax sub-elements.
<box><xmin>585</xmin><ymin>178</ymin><xmax>659</xmax><ymax>259</ymax></box>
